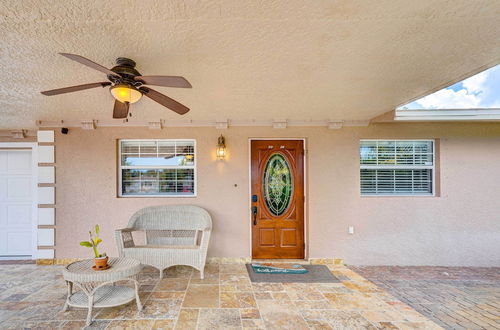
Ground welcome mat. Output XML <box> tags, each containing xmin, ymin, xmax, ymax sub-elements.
<box><xmin>251</xmin><ymin>263</ymin><xmax>308</xmax><ymax>274</ymax></box>
<box><xmin>246</xmin><ymin>264</ymin><xmax>340</xmax><ymax>283</ymax></box>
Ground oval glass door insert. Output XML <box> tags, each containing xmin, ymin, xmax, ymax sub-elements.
<box><xmin>263</xmin><ymin>153</ymin><xmax>293</xmax><ymax>216</ymax></box>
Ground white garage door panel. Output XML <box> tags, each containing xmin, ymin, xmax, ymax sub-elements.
<box><xmin>0</xmin><ymin>204</ymin><xmax>6</xmax><ymax>226</ymax></box>
<box><xmin>0</xmin><ymin>230</ymin><xmax>6</xmax><ymax>252</ymax></box>
<box><xmin>0</xmin><ymin>150</ymin><xmax>34</xmax><ymax>258</ymax></box>
<box><xmin>0</xmin><ymin>153</ymin><xmax>7</xmax><ymax>172</ymax></box>
<box><xmin>7</xmin><ymin>151</ymin><xmax>31</xmax><ymax>172</ymax></box>
<box><xmin>6</xmin><ymin>231</ymin><xmax>32</xmax><ymax>254</ymax></box>
<box><xmin>7</xmin><ymin>177</ymin><xmax>32</xmax><ymax>200</ymax></box>
<box><xmin>0</xmin><ymin>177</ymin><xmax>6</xmax><ymax>200</ymax></box>
<box><xmin>7</xmin><ymin>204</ymin><xmax>31</xmax><ymax>226</ymax></box>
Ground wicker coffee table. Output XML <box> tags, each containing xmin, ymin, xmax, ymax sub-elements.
<box><xmin>62</xmin><ymin>257</ymin><xmax>143</xmax><ymax>326</ymax></box>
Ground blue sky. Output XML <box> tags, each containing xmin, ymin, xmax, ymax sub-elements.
<box><xmin>398</xmin><ymin>65</ymin><xmax>500</xmax><ymax>110</ymax></box>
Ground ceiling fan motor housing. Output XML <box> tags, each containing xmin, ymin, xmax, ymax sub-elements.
<box><xmin>109</xmin><ymin>57</ymin><xmax>142</xmax><ymax>84</ymax></box>
<box><xmin>116</xmin><ymin>57</ymin><xmax>136</xmax><ymax>67</ymax></box>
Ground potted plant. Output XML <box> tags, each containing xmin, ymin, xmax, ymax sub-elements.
<box><xmin>80</xmin><ymin>224</ymin><xmax>108</xmax><ymax>269</ymax></box>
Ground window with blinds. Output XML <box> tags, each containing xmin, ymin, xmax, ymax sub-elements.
<box><xmin>360</xmin><ymin>140</ymin><xmax>434</xmax><ymax>196</ymax></box>
<box><xmin>119</xmin><ymin>140</ymin><xmax>196</xmax><ymax>197</ymax></box>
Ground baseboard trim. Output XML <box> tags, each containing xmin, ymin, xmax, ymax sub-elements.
<box><xmin>36</xmin><ymin>258</ymin><xmax>80</xmax><ymax>265</ymax></box>
<box><xmin>310</xmin><ymin>258</ymin><xmax>344</xmax><ymax>265</ymax></box>
<box><xmin>36</xmin><ymin>257</ymin><xmax>344</xmax><ymax>266</ymax></box>
<box><xmin>207</xmin><ymin>257</ymin><xmax>252</xmax><ymax>264</ymax></box>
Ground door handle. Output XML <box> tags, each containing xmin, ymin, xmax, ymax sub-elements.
<box><xmin>252</xmin><ymin>206</ymin><xmax>257</xmax><ymax>226</ymax></box>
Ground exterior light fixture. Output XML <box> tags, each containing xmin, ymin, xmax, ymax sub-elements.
<box><xmin>216</xmin><ymin>135</ymin><xmax>226</xmax><ymax>160</ymax></box>
<box><xmin>110</xmin><ymin>84</ymin><xmax>142</xmax><ymax>104</ymax></box>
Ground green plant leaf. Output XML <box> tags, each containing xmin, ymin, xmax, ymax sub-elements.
<box><xmin>95</xmin><ymin>238</ymin><xmax>102</xmax><ymax>245</ymax></box>
<box><xmin>95</xmin><ymin>224</ymin><xmax>100</xmax><ymax>235</ymax></box>
<box><xmin>80</xmin><ymin>241</ymin><xmax>92</xmax><ymax>247</ymax></box>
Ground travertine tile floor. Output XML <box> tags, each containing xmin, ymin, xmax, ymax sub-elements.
<box><xmin>0</xmin><ymin>262</ymin><xmax>443</xmax><ymax>329</ymax></box>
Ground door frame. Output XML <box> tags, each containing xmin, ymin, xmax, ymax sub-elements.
<box><xmin>248</xmin><ymin>138</ymin><xmax>308</xmax><ymax>259</ymax></box>
<box><xmin>0</xmin><ymin>142</ymin><xmax>38</xmax><ymax>260</ymax></box>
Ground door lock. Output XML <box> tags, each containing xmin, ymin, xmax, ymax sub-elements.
<box><xmin>252</xmin><ymin>206</ymin><xmax>257</xmax><ymax>225</ymax></box>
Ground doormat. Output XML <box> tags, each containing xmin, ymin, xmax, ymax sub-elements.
<box><xmin>246</xmin><ymin>264</ymin><xmax>340</xmax><ymax>283</ymax></box>
<box><xmin>251</xmin><ymin>263</ymin><xmax>308</xmax><ymax>274</ymax></box>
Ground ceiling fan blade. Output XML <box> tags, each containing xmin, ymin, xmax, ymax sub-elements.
<box><xmin>140</xmin><ymin>87</ymin><xmax>190</xmax><ymax>115</ymax></box>
<box><xmin>134</xmin><ymin>75</ymin><xmax>192</xmax><ymax>88</ymax></box>
<box><xmin>41</xmin><ymin>82</ymin><xmax>111</xmax><ymax>96</ymax></box>
<box><xmin>113</xmin><ymin>100</ymin><xmax>130</xmax><ymax>119</ymax></box>
<box><xmin>59</xmin><ymin>53</ymin><xmax>120</xmax><ymax>77</ymax></box>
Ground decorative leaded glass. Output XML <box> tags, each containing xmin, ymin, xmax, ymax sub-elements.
<box><xmin>263</xmin><ymin>153</ymin><xmax>293</xmax><ymax>216</ymax></box>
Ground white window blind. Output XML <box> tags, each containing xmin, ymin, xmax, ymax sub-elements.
<box><xmin>119</xmin><ymin>140</ymin><xmax>196</xmax><ymax>197</ymax></box>
<box><xmin>360</xmin><ymin>140</ymin><xmax>434</xmax><ymax>196</ymax></box>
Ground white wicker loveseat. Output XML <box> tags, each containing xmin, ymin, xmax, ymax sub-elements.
<box><xmin>115</xmin><ymin>205</ymin><xmax>212</xmax><ymax>279</ymax></box>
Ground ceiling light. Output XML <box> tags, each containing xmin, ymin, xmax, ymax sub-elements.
<box><xmin>110</xmin><ymin>84</ymin><xmax>142</xmax><ymax>104</ymax></box>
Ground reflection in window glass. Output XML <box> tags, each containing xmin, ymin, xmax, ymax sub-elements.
<box><xmin>120</xmin><ymin>140</ymin><xmax>195</xmax><ymax>196</ymax></box>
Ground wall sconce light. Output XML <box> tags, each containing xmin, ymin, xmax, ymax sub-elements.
<box><xmin>216</xmin><ymin>134</ymin><xmax>226</xmax><ymax>160</ymax></box>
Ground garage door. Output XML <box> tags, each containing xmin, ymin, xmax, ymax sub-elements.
<box><xmin>0</xmin><ymin>149</ymin><xmax>34</xmax><ymax>258</ymax></box>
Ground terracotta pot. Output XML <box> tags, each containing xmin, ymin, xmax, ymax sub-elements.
<box><xmin>94</xmin><ymin>256</ymin><xmax>108</xmax><ymax>269</ymax></box>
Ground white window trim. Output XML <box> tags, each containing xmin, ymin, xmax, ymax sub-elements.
<box><xmin>360</xmin><ymin>139</ymin><xmax>436</xmax><ymax>197</ymax></box>
<box><xmin>118</xmin><ymin>139</ymin><xmax>197</xmax><ymax>198</ymax></box>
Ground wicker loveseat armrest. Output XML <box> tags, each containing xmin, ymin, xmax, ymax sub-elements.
<box><xmin>199</xmin><ymin>228</ymin><xmax>211</xmax><ymax>253</ymax></box>
<box><xmin>115</xmin><ymin>228</ymin><xmax>136</xmax><ymax>255</ymax></box>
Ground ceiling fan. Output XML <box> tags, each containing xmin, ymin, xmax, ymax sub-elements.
<box><xmin>41</xmin><ymin>53</ymin><xmax>192</xmax><ymax>118</ymax></box>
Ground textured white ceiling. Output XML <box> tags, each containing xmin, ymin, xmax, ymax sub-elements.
<box><xmin>1</xmin><ymin>0</ymin><xmax>499</xmax><ymax>129</ymax></box>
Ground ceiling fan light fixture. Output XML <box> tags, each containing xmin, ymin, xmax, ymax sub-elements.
<box><xmin>41</xmin><ymin>53</ymin><xmax>191</xmax><ymax>116</ymax></box>
<box><xmin>110</xmin><ymin>84</ymin><xmax>142</xmax><ymax>104</ymax></box>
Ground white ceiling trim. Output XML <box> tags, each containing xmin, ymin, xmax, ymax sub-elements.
<box><xmin>0</xmin><ymin>130</ymin><xmax>36</xmax><ymax>137</ymax></box>
<box><xmin>395</xmin><ymin>108</ymin><xmax>500</xmax><ymax>121</ymax></box>
<box><xmin>34</xmin><ymin>119</ymin><xmax>370</xmax><ymax>129</ymax></box>
<box><xmin>10</xmin><ymin>130</ymin><xmax>27</xmax><ymax>139</ymax></box>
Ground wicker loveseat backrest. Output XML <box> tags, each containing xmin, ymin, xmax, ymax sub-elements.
<box><xmin>127</xmin><ymin>205</ymin><xmax>212</xmax><ymax>231</ymax></box>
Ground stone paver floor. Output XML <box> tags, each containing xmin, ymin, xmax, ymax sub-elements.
<box><xmin>351</xmin><ymin>266</ymin><xmax>500</xmax><ymax>330</ymax></box>
<box><xmin>0</xmin><ymin>262</ymin><xmax>443</xmax><ymax>329</ymax></box>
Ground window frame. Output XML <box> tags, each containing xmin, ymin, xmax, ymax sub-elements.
<box><xmin>359</xmin><ymin>139</ymin><xmax>436</xmax><ymax>197</ymax></box>
<box><xmin>118</xmin><ymin>139</ymin><xmax>197</xmax><ymax>198</ymax></box>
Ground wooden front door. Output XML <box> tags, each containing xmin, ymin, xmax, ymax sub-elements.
<box><xmin>251</xmin><ymin>140</ymin><xmax>305</xmax><ymax>259</ymax></box>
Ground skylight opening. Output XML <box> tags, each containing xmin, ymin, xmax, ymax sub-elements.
<box><xmin>398</xmin><ymin>65</ymin><xmax>500</xmax><ymax>110</ymax></box>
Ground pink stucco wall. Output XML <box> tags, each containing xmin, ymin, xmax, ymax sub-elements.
<box><xmin>53</xmin><ymin>123</ymin><xmax>500</xmax><ymax>266</ymax></box>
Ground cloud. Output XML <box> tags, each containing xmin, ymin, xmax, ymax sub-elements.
<box><xmin>399</xmin><ymin>65</ymin><xmax>500</xmax><ymax>109</ymax></box>
<box><xmin>413</xmin><ymin>88</ymin><xmax>481</xmax><ymax>109</ymax></box>
<box><xmin>462</xmin><ymin>70</ymin><xmax>488</xmax><ymax>94</ymax></box>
